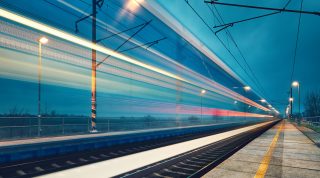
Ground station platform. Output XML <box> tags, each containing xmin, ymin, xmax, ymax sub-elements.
<box><xmin>203</xmin><ymin>120</ymin><xmax>320</xmax><ymax>178</ymax></box>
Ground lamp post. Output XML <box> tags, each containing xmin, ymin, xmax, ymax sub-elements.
<box><xmin>289</xmin><ymin>86</ymin><xmax>293</xmax><ymax>120</ymax></box>
<box><xmin>292</xmin><ymin>81</ymin><xmax>300</xmax><ymax>123</ymax></box>
<box><xmin>243</xmin><ymin>86</ymin><xmax>251</xmax><ymax>91</ymax></box>
<box><xmin>37</xmin><ymin>37</ymin><xmax>48</xmax><ymax>137</ymax></box>
<box><xmin>260</xmin><ymin>99</ymin><xmax>266</xmax><ymax>103</ymax></box>
<box><xmin>289</xmin><ymin>96</ymin><xmax>294</xmax><ymax>120</ymax></box>
<box><xmin>200</xmin><ymin>89</ymin><xmax>206</xmax><ymax>122</ymax></box>
<box><xmin>286</xmin><ymin>105</ymin><xmax>290</xmax><ymax>118</ymax></box>
<box><xmin>233</xmin><ymin>85</ymin><xmax>251</xmax><ymax>121</ymax></box>
<box><xmin>243</xmin><ymin>86</ymin><xmax>250</xmax><ymax>121</ymax></box>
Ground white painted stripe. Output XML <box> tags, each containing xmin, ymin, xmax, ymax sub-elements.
<box><xmin>37</xmin><ymin>121</ymin><xmax>275</xmax><ymax>178</ymax></box>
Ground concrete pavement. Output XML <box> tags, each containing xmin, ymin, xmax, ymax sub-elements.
<box><xmin>203</xmin><ymin>120</ymin><xmax>320</xmax><ymax>178</ymax></box>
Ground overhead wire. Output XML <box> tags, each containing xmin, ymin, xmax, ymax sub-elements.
<box><xmin>185</xmin><ymin>1</ymin><xmax>278</xmax><ymax>113</ymax></box>
<box><xmin>212</xmin><ymin>5</ymin><xmax>270</xmax><ymax>100</ymax></box>
<box><xmin>188</xmin><ymin>0</ymin><xmax>269</xmax><ymax>103</ymax></box>
<box><xmin>208</xmin><ymin>0</ymin><xmax>295</xmax><ymax>109</ymax></box>
<box><xmin>212</xmin><ymin>11</ymin><xmax>281</xmax><ymax>29</ymax></box>
<box><xmin>290</xmin><ymin>0</ymin><xmax>304</xmax><ymax>83</ymax></box>
<box><xmin>204</xmin><ymin>0</ymin><xmax>319</xmax><ymax>16</ymax></box>
<box><xmin>184</xmin><ymin>0</ymin><xmax>253</xmax><ymax>89</ymax></box>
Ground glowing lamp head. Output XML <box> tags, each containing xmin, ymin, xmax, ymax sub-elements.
<box><xmin>201</xmin><ymin>89</ymin><xmax>206</xmax><ymax>94</ymax></box>
<box><xmin>244</xmin><ymin>86</ymin><xmax>251</xmax><ymax>91</ymax></box>
<box><xmin>292</xmin><ymin>81</ymin><xmax>299</xmax><ymax>87</ymax></box>
<box><xmin>289</xmin><ymin>97</ymin><xmax>294</xmax><ymax>102</ymax></box>
<box><xmin>124</xmin><ymin>0</ymin><xmax>144</xmax><ymax>13</ymax></box>
<box><xmin>260</xmin><ymin>99</ymin><xmax>266</xmax><ymax>103</ymax></box>
<box><xmin>39</xmin><ymin>37</ymin><xmax>48</xmax><ymax>44</ymax></box>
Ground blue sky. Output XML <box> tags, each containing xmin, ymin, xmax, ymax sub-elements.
<box><xmin>152</xmin><ymin>0</ymin><xmax>320</xmax><ymax>113</ymax></box>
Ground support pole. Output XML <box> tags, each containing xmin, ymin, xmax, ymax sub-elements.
<box><xmin>201</xmin><ymin>95</ymin><xmax>203</xmax><ymax>121</ymax></box>
<box><xmin>290</xmin><ymin>87</ymin><xmax>293</xmax><ymax>120</ymax></box>
<box><xmin>298</xmin><ymin>84</ymin><xmax>301</xmax><ymax>124</ymax></box>
<box><xmin>298</xmin><ymin>85</ymin><xmax>301</xmax><ymax>116</ymax></box>
<box><xmin>91</xmin><ymin>0</ymin><xmax>97</xmax><ymax>132</ymax></box>
<box><xmin>38</xmin><ymin>42</ymin><xmax>42</xmax><ymax>136</ymax></box>
<box><xmin>244</xmin><ymin>90</ymin><xmax>246</xmax><ymax>121</ymax></box>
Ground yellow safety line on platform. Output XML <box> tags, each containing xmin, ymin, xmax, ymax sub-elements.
<box><xmin>254</xmin><ymin>120</ymin><xmax>284</xmax><ymax>178</ymax></box>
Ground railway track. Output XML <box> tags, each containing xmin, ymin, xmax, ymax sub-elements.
<box><xmin>0</xmin><ymin>123</ymin><xmax>257</xmax><ymax>178</ymax></box>
<box><xmin>117</xmin><ymin>121</ymin><xmax>279</xmax><ymax>178</ymax></box>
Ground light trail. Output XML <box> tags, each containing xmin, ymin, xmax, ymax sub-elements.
<box><xmin>0</xmin><ymin>9</ymin><xmax>270</xmax><ymax>112</ymax></box>
<box><xmin>2</xmin><ymin>2</ymin><xmax>270</xmax><ymax>112</ymax></box>
<box><xmin>1</xmin><ymin>17</ymin><xmax>270</xmax><ymax>112</ymax></box>
<box><xmin>0</xmin><ymin>48</ymin><xmax>271</xmax><ymax>118</ymax></box>
<box><xmin>0</xmin><ymin>8</ymin><xmax>185</xmax><ymax>82</ymax></box>
<box><xmin>55</xmin><ymin>0</ymin><xmax>270</xmax><ymax>111</ymax></box>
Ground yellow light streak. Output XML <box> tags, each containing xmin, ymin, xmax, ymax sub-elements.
<box><xmin>0</xmin><ymin>8</ymin><xmax>185</xmax><ymax>83</ymax></box>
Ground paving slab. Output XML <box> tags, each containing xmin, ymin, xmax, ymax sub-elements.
<box><xmin>203</xmin><ymin>120</ymin><xmax>320</xmax><ymax>178</ymax></box>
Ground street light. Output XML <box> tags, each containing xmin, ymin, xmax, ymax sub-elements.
<box><xmin>243</xmin><ymin>86</ymin><xmax>251</xmax><ymax>120</ymax></box>
<box><xmin>260</xmin><ymin>99</ymin><xmax>266</xmax><ymax>103</ymax></box>
<box><xmin>289</xmin><ymin>97</ymin><xmax>294</xmax><ymax>102</ymax></box>
<box><xmin>292</xmin><ymin>81</ymin><xmax>301</xmax><ymax>120</ymax></box>
<box><xmin>37</xmin><ymin>37</ymin><xmax>48</xmax><ymax>137</ymax></box>
<box><xmin>200</xmin><ymin>89</ymin><xmax>206</xmax><ymax>122</ymax></box>
<box><xmin>233</xmin><ymin>85</ymin><xmax>251</xmax><ymax>120</ymax></box>
<box><xmin>39</xmin><ymin>37</ymin><xmax>48</xmax><ymax>44</ymax></box>
<box><xmin>292</xmin><ymin>81</ymin><xmax>299</xmax><ymax>87</ymax></box>
<box><xmin>243</xmin><ymin>86</ymin><xmax>251</xmax><ymax>91</ymax></box>
<box><xmin>286</xmin><ymin>106</ymin><xmax>290</xmax><ymax>117</ymax></box>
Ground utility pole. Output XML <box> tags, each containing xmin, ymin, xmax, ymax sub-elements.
<box><xmin>37</xmin><ymin>37</ymin><xmax>48</xmax><ymax>136</ymax></box>
<box><xmin>298</xmin><ymin>86</ymin><xmax>300</xmax><ymax>118</ymax></box>
<box><xmin>91</xmin><ymin>0</ymin><xmax>97</xmax><ymax>132</ymax></box>
<box><xmin>200</xmin><ymin>89</ymin><xmax>206</xmax><ymax>122</ymax></box>
<box><xmin>292</xmin><ymin>81</ymin><xmax>301</xmax><ymax>123</ymax></box>
<box><xmin>290</xmin><ymin>87</ymin><xmax>293</xmax><ymax>120</ymax></box>
<box><xmin>38</xmin><ymin>40</ymin><xmax>42</xmax><ymax>136</ymax></box>
<box><xmin>74</xmin><ymin>0</ymin><xmax>159</xmax><ymax>132</ymax></box>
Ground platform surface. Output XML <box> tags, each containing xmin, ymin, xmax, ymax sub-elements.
<box><xmin>203</xmin><ymin>120</ymin><xmax>320</xmax><ymax>178</ymax></box>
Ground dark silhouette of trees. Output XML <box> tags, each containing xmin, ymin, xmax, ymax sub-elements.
<box><xmin>304</xmin><ymin>90</ymin><xmax>320</xmax><ymax>117</ymax></box>
<box><xmin>7</xmin><ymin>106</ymin><xmax>30</xmax><ymax>116</ymax></box>
<box><xmin>188</xmin><ymin>116</ymin><xmax>200</xmax><ymax>122</ymax></box>
<box><xmin>143</xmin><ymin>115</ymin><xmax>155</xmax><ymax>127</ymax></box>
